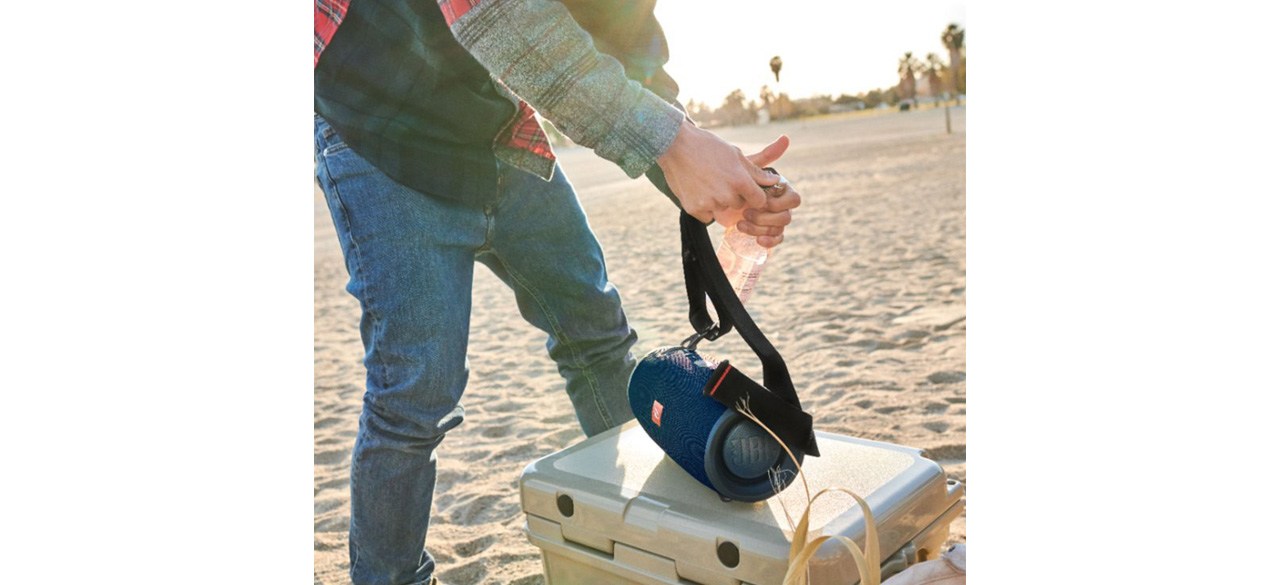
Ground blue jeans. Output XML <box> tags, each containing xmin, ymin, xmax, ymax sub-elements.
<box><xmin>314</xmin><ymin>115</ymin><xmax>637</xmax><ymax>585</ymax></box>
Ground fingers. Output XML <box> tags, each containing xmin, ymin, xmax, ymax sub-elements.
<box><xmin>729</xmin><ymin>167</ymin><xmax>797</xmax><ymax>217</ymax></box>
<box><xmin>736</xmin><ymin>208</ymin><xmax>790</xmax><ymax>239</ymax></box>
<box><xmin>764</xmin><ymin>185</ymin><xmax>801</xmax><ymax>212</ymax></box>
<box><xmin>737</xmin><ymin>223</ymin><xmax>784</xmax><ymax>241</ymax></box>
<box><xmin>755</xmin><ymin>234</ymin><xmax>784</xmax><ymax>248</ymax></box>
<box><xmin>734</xmin><ymin>157</ymin><xmax>779</xmax><ymax>210</ymax></box>
<box><xmin>735</xmin><ymin>180</ymin><xmax>799</xmax><ymax>249</ymax></box>
<box><xmin>745</xmin><ymin>135</ymin><xmax>790</xmax><ymax>168</ymax></box>
<box><xmin>713</xmin><ymin>206</ymin><xmax>746</xmax><ymax>229</ymax></box>
<box><xmin>735</xmin><ymin>175</ymin><xmax>767</xmax><ymax>209</ymax></box>
<box><xmin>746</xmin><ymin>161</ymin><xmax>781</xmax><ymax>189</ymax></box>
<box><xmin>742</xmin><ymin>208</ymin><xmax>792</xmax><ymax>228</ymax></box>
<box><xmin>737</xmin><ymin>138</ymin><xmax>798</xmax><ymax>250</ymax></box>
<box><xmin>738</xmin><ymin>189</ymin><xmax>766</xmax><ymax>210</ymax></box>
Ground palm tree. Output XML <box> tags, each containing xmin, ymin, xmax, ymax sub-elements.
<box><xmin>925</xmin><ymin>53</ymin><xmax>946</xmax><ymax>99</ymax></box>
<box><xmin>769</xmin><ymin>56</ymin><xmax>783</xmax><ymax>83</ymax></box>
<box><xmin>925</xmin><ymin>52</ymin><xmax>952</xmax><ymax>132</ymax></box>
<box><xmin>898</xmin><ymin>52</ymin><xmax>919</xmax><ymax>109</ymax></box>
<box><xmin>941</xmin><ymin>24</ymin><xmax>965</xmax><ymax>95</ymax></box>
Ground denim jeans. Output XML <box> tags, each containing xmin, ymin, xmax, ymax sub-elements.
<box><xmin>314</xmin><ymin>115</ymin><xmax>637</xmax><ymax>585</ymax></box>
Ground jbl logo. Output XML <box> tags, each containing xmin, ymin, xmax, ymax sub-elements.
<box><xmin>730</xmin><ymin>436</ymin><xmax>768</xmax><ymax>466</ymax></box>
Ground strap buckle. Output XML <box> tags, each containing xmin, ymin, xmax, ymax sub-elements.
<box><xmin>681</xmin><ymin>323</ymin><xmax>722</xmax><ymax>351</ymax></box>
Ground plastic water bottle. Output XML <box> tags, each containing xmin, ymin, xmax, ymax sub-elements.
<box><xmin>715</xmin><ymin>169</ymin><xmax>786</xmax><ymax>305</ymax></box>
<box><xmin>716</xmin><ymin>225</ymin><xmax>773</xmax><ymax>305</ymax></box>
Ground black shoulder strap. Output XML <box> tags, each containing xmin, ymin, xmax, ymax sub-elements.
<box><xmin>679</xmin><ymin>212</ymin><xmax>798</xmax><ymax>405</ymax></box>
<box><xmin>648</xmin><ymin>167</ymin><xmax>819</xmax><ymax>457</ymax></box>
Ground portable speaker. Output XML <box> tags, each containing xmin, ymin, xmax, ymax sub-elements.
<box><xmin>628</xmin><ymin>346</ymin><xmax>801</xmax><ymax>502</ymax></box>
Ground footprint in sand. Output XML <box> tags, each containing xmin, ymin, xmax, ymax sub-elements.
<box><xmin>925</xmin><ymin>444</ymin><xmax>966</xmax><ymax>460</ymax></box>
<box><xmin>314</xmin><ymin>514</ymin><xmax>348</xmax><ymax>533</ymax></box>
<box><xmin>452</xmin><ymin>494</ymin><xmax>520</xmax><ymax>525</ymax></box>
<box><xmin>852</xmin><ymin>338</ymin><xmax>897</xmax><ymax>352</ymax></box>
<box><xmin>314</xmin><ymin>449</ymin><xmax>348</xmax><ymax>466</ymax></box>
<box><xmin>494</xmin><ymin>442</ymin><xmax>538</xmax><ymax>460</ymax></box>
<box><xmin>539</xmin><ymin>428</ymin><xmax>579</xmax><ymax>448</ymax></box>
<box><xmin>924</xmin><ymin>402</ymin><xmax>950</xmax><ymax>415</ymax></box>
<box><xmin>314</xmin><ymin>415</ymin><xmax>344</xmax><ymax>429</ymax></box>
<box><xmin>316</xmin><ymin>476</ymin><xmax>349</xmax><ymax>492</ymax></box>
<box><xmin>922</xmin><ymin>421</ymin><xmax>950</xmax><ymax>433</ymax></box>
<box><xmin>894</xmin><ymin>329</ymin><xmax>930</xmax><ymax>341</ymax></box>
<box><xmin>487</xmin><ymin>401</ymin><xmax>522</xmax><ymax>413</ymax></box>
<box><xmin>314</xmin><ymin>495</ymin><xmax>346</xmax><ymax>515</ymax></box>
<box><xmin>453</xmin><ymin>534</ymin><xmax>496</xmax><ymax>558</ymax></box>
<box><xmin>538</xmin><ymin>412</ymin><xmax>575</xmax><ymax>425</ymax></box>
<box><xmin>438</xmin><ymin>560</ymin><xmax>487</xmax><ymax>584</ymax></box>
<box><xmin>314</xmin><ymin>532</ymin><xmax>345</xmax><ymax>552</ymax></box>
<box><xmin>927</xmin><ymin>371</ymin><xmax>966</xmax><ymax>384</ymax></box>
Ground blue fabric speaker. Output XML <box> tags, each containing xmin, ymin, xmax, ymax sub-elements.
<box><xmin>628</xmin><ymin>346</ymin><xmax>802</xmax><ymax>502</ymax></box>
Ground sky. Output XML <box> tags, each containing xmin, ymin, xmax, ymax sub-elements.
<box><xmin>653</xmin><ymin>0</ymin><xmax>967</xmax><ymax>106</ymax></box>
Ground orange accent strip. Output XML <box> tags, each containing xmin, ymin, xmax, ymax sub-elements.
<box><xmin>708</xmin><ymin>365</ymin><xmax>733</xmax><ymax>397</ymax></box>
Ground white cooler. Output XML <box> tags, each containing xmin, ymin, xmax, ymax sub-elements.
<box><xmin>519</xmin><ymin>421</ymin><xmax>964</xmax><ymax>584</ymax></box>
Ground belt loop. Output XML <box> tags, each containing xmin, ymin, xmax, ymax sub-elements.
<box><xmin>316</xmin><ymin>114</ymin><xmax>336</xmax><ymax>140</ymax></box>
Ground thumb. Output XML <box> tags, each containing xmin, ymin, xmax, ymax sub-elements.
<box><xmin>746</xmin><ymin>159</ymin><xmax>781</xmax><ymax>190</ymax></box>
<box><xmin>745</xmin><ymin>135</ymin><xmax>790</xmax><ymax>168</ymax></box>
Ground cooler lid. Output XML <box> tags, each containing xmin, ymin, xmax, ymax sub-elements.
<box><xmin>520</xmin><ymin>421</ymin><xmax>957</xmax><ymax>584</ymax></box>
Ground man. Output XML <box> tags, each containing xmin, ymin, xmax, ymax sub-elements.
<box><xmin>314</xmin><ymin>1</ymin><xmax>801</xmax><ymax>583</ymax></box>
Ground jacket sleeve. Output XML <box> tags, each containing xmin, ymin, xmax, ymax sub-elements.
<box><xmin>555</xmin><ymin>0</ymin><xmax>681</xmax><ymax>104</ymax></box>
<box><xmin>439</xmin><ymin>0</ymin><xmax>685</xmax><ymax>178</ymax></box>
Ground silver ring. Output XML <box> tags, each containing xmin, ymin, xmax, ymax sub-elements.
<box><xmin>761</xmin><ymin>167</ymin><xmax>788</xmax><ymax>196</ymax></box>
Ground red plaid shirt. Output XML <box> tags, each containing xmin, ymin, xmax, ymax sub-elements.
<box><xmin>313</xmin><ymin>0</ymin><xmax>348</xmax><ymax>67</ymax></box>
<box><xmin>314</xmin><ymin>0</ymin><xmax>555</xmax><ymax>167</ymax></box>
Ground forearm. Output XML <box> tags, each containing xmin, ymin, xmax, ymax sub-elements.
<box><xmin>441</xmin><ymin>0</ymin><xmax>683</xmax><ymax>178</ymax></box>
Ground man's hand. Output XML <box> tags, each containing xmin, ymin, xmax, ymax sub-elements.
<box><xmin>723</xmin><ymin>137</ymin><xmax>800</xmax><ymax>248</ymax></box>
<box><xmin>732</xmin><ymin>137</ymin><xmax>798</xmax><ymax>248</ymax></box>
<box><xmin>656</xmin><ymin>120</ymin><xmax>782</xmax><ymax>224</ymax></box>
<box><xmin>723</xmin><ymin>180</ymin><xmax>801</xmax><ymax>248</ymax></box>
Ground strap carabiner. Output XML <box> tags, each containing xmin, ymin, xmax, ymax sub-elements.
<box><xmin>681</xmin><ymin>323</ymin><xmax>721</xmax><ymax>351</ymax></box>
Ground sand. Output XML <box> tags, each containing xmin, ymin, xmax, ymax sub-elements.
<box><xmin>314</xmin><ymin>107</ymin><xmax>966</xmax><ymax>584</ymax></box>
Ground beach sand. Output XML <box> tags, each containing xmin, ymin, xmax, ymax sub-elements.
<box><xmin>315</xmin><ymin>107</ymin><xmax>966</xmax><ymax>584</ymax></box>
